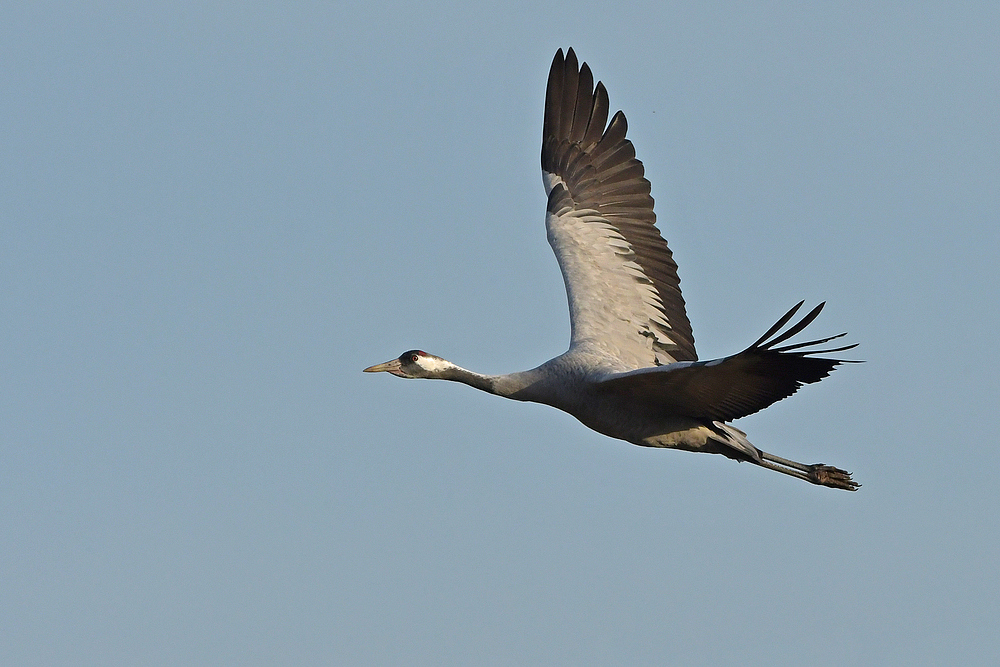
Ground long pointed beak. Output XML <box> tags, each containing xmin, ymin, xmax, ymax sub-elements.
<box><xmin>363</xmin><ymin>358</ymin><xmax>402</xmax><ymax>374</ymax></box>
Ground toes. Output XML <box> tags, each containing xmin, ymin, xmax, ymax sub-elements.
<box><xmin>810</xmin><ymin>465</ymin><xmax>860</xmax><ymax>491</ymax></box>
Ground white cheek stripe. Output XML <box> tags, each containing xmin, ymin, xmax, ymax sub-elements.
<box><xmin>417</xmin><ymin>355</ymin><xmax>452</xmax><ymax>373</ymax></box>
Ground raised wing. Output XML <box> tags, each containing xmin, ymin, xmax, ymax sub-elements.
<box><xmin>542</xmin><ymin>48</ymin><xmax>696</xmax><ymax>370</ymax></box>
<box><xmin>593</xmin><ymin>302</ymin><xmax>859</xmax><ymax>422</ymax></box>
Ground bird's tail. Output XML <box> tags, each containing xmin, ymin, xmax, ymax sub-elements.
<box><xmin>709</xmin><ymin>422</ymin><xmax>762</xmax><ymax>463</ymax></box>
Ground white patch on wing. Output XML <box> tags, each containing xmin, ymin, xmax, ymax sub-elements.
<box><xmin>542</xmin><ymin>170</ymin><xmax>565</xmax><ymax>195</ymax></box>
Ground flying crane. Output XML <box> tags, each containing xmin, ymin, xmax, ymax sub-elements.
<box><xmin>364</xmin><ymin>48</ymin><xmax>859</xmax><ymax>490</ymax></box>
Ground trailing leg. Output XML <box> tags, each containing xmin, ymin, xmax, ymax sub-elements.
<box><xmin>757</xmin><ymin>451</ymin><xmax>859</xmax><ymax>491</ymax></box>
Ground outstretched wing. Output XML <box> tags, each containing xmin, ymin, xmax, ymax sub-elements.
<box><xmin>593</xmin><ymin>302</ymin><xmax>859</xmax><ymax>422</ymax></box>
<box><xmin>542</xmin><ymin>48</ymin><xmax>696</xmax><ymax>370</ymax></box>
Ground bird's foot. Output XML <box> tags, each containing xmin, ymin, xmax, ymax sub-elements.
<box><xmin>808</xmin><ymin>464</ymin><xmax>859</xmax><ymax>491</ymax></box>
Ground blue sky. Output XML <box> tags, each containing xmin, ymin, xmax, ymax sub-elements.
<box><xmin>2</xmin><ymin>2</ymin><xmax>998</xmax><ymax>665</ymax></box>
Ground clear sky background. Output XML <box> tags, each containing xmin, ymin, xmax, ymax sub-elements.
<box><xmin>3</xmin><ymin>2</ymin><xmax>998</xmax><ymax>665</ymax></box>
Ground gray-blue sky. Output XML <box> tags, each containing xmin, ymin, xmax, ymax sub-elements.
<box><xmin>2</xmin><ymin>2</ymin><xmax>998</xmax><ymax>665</ymax></box>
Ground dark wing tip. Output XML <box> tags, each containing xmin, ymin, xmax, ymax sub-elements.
<box><xmin>749</xmin><ymin>302</ymin><xmax>858</xmax><ymax>358</ymax></box>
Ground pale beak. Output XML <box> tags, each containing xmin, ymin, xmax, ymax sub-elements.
<box><xmin>363</xmin><ymin>358</ymin><xmax>403</xmax><ymax>375</ymax></box>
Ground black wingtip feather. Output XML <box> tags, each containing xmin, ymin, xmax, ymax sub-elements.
<box><xmin>762</xmin><ymin>302</ymin><xmax>825</xmax><ymax>349</ymax></box>
<box><xmin>749</xmin><ymin>301</ymin><xmax>804</xmax><ymax>348</ymax></box>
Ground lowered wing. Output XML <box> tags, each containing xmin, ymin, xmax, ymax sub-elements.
<box><xmin>593</xmin><ymin>302</ymin><xmax>859</xmax><ymax>423</ymax></box>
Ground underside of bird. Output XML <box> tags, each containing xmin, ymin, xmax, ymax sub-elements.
<box><xmin>637</xmin><ymin>420</ymin><xmax>859</xmax><ymax>491</ymax></box>
<box><xmin>575</xmin><ymin>301</ymin><xmax>861</xmax><ymax>491</ymax></box>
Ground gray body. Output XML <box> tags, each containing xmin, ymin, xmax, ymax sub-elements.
<box><xmin>495</xmin><ymin>353</ymin><xmax>709</xmax><ymax>449</ymax></box>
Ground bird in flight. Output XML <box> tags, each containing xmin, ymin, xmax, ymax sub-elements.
<box><xmin>365</xmin><ymin>48</ymin><xmax>859</xmax><ymax>490</ymax></box>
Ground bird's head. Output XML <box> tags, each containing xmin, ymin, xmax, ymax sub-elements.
<box><xmin>363</xmin><ymin>350</ymin><xmax>453</xmax><ymax>379</ymax></box>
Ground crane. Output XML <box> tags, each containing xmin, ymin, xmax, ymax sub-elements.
<box><xmin>364</xmin><ymin>48</ymin><xmax>859</xmax><ymax>490</ymax></box>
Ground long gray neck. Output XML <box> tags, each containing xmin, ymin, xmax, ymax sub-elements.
<box><xmin>440</xmin><ymin>365</ymin><xmax>546</xmax><ymax>401</ymax></box>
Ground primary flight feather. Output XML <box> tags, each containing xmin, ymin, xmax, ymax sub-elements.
<box><xmin>365</xmin><ymin>48</ymin><xmax>859</xmax><ymax>490</ymax></box>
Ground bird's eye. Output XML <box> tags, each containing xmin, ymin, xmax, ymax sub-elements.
<box><xmin>411</xmin><ymin>354</ymin><xmax>419</xmax><ymax>362</ymax></box>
